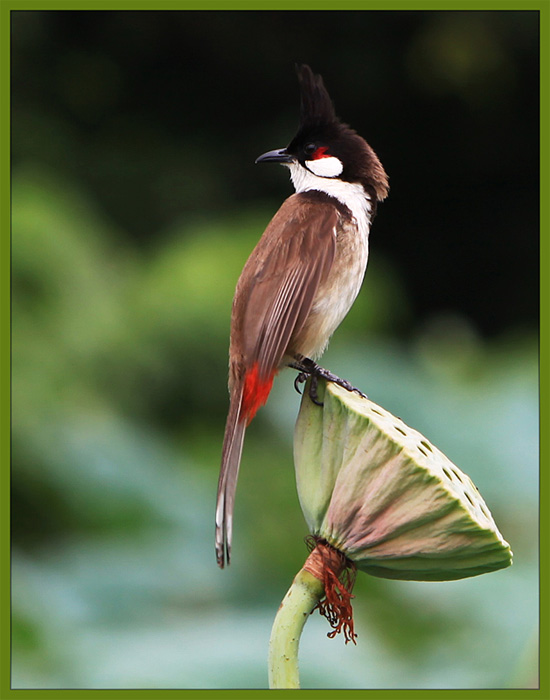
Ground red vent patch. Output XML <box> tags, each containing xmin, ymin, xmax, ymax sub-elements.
<box><xmin>241</xmin><ymin>363</ymin><xmax>275</xmax><ymax>425</ymax></box>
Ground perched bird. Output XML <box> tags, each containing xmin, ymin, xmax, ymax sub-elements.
<box><xmin>216</xmin><ymin>64</ymin><xmax>389</xmax><ymax>567</ymax></box>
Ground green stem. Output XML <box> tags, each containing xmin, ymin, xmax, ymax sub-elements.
<box><xmin>268</xmin><ymin>567</ymin><xmax>324</xmax><ymax>689</ymax></box>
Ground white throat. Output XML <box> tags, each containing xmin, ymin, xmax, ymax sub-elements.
<box><xmin>287</xmin><ymin>161</ymin><xmax>372</xmax><ymax>235</ymax></box>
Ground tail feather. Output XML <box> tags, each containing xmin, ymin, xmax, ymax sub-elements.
<box><xmin>216</xmin><ymin>387</ymin><xmax>246</xmax><ymax>568</ymax></box>
<box><xmin>216</xmin><ymin>365</ymin><xmax>276</xmax><ymax>568</ymax></box>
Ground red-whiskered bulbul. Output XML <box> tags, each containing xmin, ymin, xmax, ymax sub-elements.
<box><xmin>216</xmin><ymin>65</ymin><xmax>389</xmax><ymax>567</ymax></box>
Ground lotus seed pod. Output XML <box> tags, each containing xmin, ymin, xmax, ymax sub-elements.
<box><xmin>294</xmin><ymin>379</ymin><xmax>512</xmax><ymax>581</ymax></box>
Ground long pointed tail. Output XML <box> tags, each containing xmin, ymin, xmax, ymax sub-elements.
<box><xmin>216</xmin><ymin>386</ymin><xmax>246</xmax><ymax>568</ymax></box>
<box><xmin>216</xmin><ymin>363</ymin><xmax>276</xmax><ymax>568</ymax></box>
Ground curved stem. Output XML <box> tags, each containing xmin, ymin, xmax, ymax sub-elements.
<box><xmin>268</xmin><ymin>567</ymin><xmax>324</xmax><ymax>689</ymax></box>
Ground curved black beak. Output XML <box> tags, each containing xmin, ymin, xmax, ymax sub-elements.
<box><xmin>255</xmin><ymin>148</ymin><xmax>294</xmax><ymax>164</ymax></box>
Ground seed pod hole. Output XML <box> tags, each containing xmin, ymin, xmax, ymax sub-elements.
<box><xmin>464</xmin><ymin>491</ymin><xmax>475</xmax><ymax>507</ymax></box>
<box><xmin>395</xmin><ymin>426</ymin><xmax>407</xmax><ymax>436</ymax></box>
<box><xmin>418</xmin><ymin>446</ymin><xmax>428</xmax><ymax>457</ymax></box>
<box><xmin>371</xmin><ymin>409</ymin><xmax>384</xmax><ymax>416</ymax></box>
<box><xmin>443</xmin><ymin>467</ymin><xmax>453</xmax><ymax>481</ymax></box>
<box><xmin>420</xmin><ymin>440</ymin><xmax>433</xmax><ymax>452</ymax></box>
<box><xmin>451</xmin><ymin>468</ymin><xmax>465</xmax><ymax>483</ymax></box>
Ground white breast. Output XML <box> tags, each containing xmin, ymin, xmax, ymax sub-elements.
<box><xmin>303</xmin><ymin>219</ymin><xmax>369</xmax><ymax>358</ymax></box>
<box><xmin>286</xmin><ymin>162</ymin><xmax>372</xmax><ymax>359</ymax></box>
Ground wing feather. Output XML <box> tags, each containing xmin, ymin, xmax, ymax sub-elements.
<box><xmin>239</xmin><ymin>197</ymin><xmax>337</xmax><ymax>376</ymax></box>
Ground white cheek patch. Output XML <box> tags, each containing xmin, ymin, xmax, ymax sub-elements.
<box><xmin>306</xmin><ymin>156</ymin><xmax>343</xmax><ymax>178</ymax></box>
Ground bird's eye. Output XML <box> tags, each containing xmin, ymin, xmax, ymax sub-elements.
<box><xmin>304</xmin><ymin>143</ymin><xmax>317</xmax><ymax>156</ymax></box>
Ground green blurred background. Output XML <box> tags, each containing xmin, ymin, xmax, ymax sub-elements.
<box><xmin>11</xmin><ymin>10</ymin><xmax>539</xmax><ymax>690</ymax></box>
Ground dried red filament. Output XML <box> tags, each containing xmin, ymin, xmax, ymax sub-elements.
<box><xmin>304</xmin><ymin>537</ymin><xmax>357</xmax><ymax>645</ymax></box>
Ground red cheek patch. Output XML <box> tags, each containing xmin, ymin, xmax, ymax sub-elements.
<box><xmin>313</xmin><ymin>146</ymin><xmax>330</xmax><ymax>160</ymax></box>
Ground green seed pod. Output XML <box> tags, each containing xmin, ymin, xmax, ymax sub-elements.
<box><xmin>294</xmin><ymin>379</ymin><xmax>512</xmax><ymax>581</ymax></box>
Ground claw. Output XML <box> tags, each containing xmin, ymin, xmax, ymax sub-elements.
<box><xmin>308</xmin><ymin>375</ymin><xmax>323</xmax><ymax>406</ymax></box>
<box><xmin>294</xmin><ymin>372</ymin><xmax>306</xmax><ymax>394</ymax></box>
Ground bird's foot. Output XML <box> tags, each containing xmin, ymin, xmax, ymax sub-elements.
<box><xmin>289</xmin><ymin>356</ymin><xmax>367</xmax><ymax>405</ymax></box>
<box><xmin>294</xmin><ymin>372</ymin><xmax>306</xmax><ymax>394</ymax></box>
<box><xmin>294</xmin><ymin>371</ymin><xmax>323</xmax><ymax>405</ymax></box>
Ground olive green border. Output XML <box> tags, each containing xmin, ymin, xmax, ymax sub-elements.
<box><xmin>1</xmin><ymin>2</ymin><xmax>547</xmax><ymax>699</ymax></box>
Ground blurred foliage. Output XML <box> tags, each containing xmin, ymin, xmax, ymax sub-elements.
<box><xmin>11</xmin><ymin>164</ymin><xmax>538</xmax><ymax>690</ymax></box>
<box><xmin>11</xmin><ymin>10</ymin><xmax>538</xmax><ymax>691</ymax></box>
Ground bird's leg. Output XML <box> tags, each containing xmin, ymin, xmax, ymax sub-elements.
<box><xmin>289</xmin><ymin>355</ymin><xmax>367</xmax><ymax>404</ymax></box>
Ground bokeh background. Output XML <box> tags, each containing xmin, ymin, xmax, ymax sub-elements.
<box><xmin>11</xmin><ymin>9</ymin><xmax>539</xmax><ymax>690</ymax></box>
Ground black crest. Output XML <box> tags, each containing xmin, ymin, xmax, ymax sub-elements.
<box><xmin>290</xmin><ymin>64</ymin><xmax>389</xmax><ymax>202</ymax></box>
<box><xmin>297</xmin><ymin>64</ymin><xmax>337</xmax><ymax>128</ymax></box>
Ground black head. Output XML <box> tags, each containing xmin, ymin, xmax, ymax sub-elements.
<box><xmin>256</xmin><ymin>65</ymin><xmax>389</xmax><ymax>203</ymax></box>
